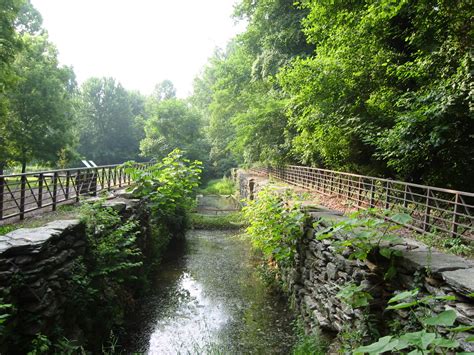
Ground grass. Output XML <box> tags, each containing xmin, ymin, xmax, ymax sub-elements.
<box><xmin>199</xmin><ymin>178</ymin><xmax>236</xmax><ymax>195</ymax></box>
<box><xmin>0</xmin><ymin>203</ymin><xmax>80</xmax><ymax>236</ymax></box>
<box><xmin>291</xmin><ymin>319</ymin><xmax>328</xmax><ymax>355</ymax></box>
<box><xmin>190</xmin><ymin>212</ymin><xmax>246</xmax><ymax>230</ymax></box>
<box><xmin>417</xmin><ymin>232</ymin><xmax>474</xmax><ymax>258</ymax></box>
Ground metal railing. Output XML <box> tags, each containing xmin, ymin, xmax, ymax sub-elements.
<box><xmin>251</xmin><ymin>165</ymin><xmax>474</xmax><ymax>240</ymax></box>
<box><xmin>0</xmin><ymin>162</ymin><xmax>151</xmax><ymax>221</ymax></box>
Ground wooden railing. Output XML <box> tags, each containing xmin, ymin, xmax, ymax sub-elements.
<box><xmin>0</xmin><ymin>162</ymin><xmax>151</xmax><ymax>221</ymax></box>
<box><xmin>251</xmin><ymin>165</ymin><xmax>474</xmax><ymax>240</ymax></box>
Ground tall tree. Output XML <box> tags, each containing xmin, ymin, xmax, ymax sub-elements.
<box><xmin>0</xmin><ymin>0</ymin><xmax>23</xmax><ymax>171</ymax></box>
<box><xmin>153</xmin><ymin>80</ymin><xmax>176</xmax><ymax>102</ymax></box>
<box><xmin>140</xmin><ymin>97</ymin><xmax>207</xmax><ymax>163</ymax></box>
<box><xmin>77</xmin><ymin>77</ymin><xmax>144</xmax><ymax>164</ymax></box>
<box><xmin>278</xmin><ymin>0</ymin><xmax>473</xmax><ymax>189</ymax></box>
<box><xmin>7</xmin><ymin>33</ymin><xmax>77</xmax><ymax>172</ymax></box>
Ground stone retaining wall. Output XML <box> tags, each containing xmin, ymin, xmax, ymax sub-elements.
<box><xmin>0</xmin><ymin>195</ymin><xmax>145</xmax><ymax>351</ymax></box>
<box><xmin>238</xmin><ymin>170</ymin><xmax>474</xmax><ymax>351</ymax></box>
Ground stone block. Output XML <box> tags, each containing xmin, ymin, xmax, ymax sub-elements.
<box><xmin>397</xmin><ymin>249</ymin><xmax>474</xmax><ymax>275</ymax></box>
<box><xmin>441</xmin><ymin>268</ymin><xmax>474</xmax><ymax>296</ymax></box>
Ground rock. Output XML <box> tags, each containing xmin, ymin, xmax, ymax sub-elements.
<box><xmin>398</xmin><ymin>249</ymin><xmax>474</xmax><ymax>274</ymax></box>
<box><xmin>102</xmin><ymin>200</ymin><xmax>127</xmax><ymax>212</ymax></box>
<box><xmin>326</xmin><ymin>262</ymin><xmax>337</xmax><ymax>280</ymax></box>
<box><xmin>442</xmin><ymin>268</ymin><xmax>474</xmax><ymax>296</ymax></box>
<box><xmin>454</xmin><ymin>303</ymin><xmax>474</xmax><ymax>325</ymax></box>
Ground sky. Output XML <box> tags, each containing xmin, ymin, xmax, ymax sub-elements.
<box><xmin>31</xmin><ymin>0</ymin><xmax>246</xmax><ymax>98</ymax></box>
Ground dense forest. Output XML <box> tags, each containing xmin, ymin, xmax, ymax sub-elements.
<box><xmin>0</xmin><ymin>0</ymin><xmax>472</xmax><ymax>191</ymax></box>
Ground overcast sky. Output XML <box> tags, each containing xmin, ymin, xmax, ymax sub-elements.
<box><xmin>31</xmin><ymin>0</ymin><xmax>246</xmax><ymax>97</ymax></box>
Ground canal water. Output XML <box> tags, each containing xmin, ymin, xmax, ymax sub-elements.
<box><xmin>126</xmin><ymin>228</ymin><xmax>295</xmax><ymax>354</ymax></box>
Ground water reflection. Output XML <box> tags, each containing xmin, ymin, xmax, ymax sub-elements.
<box><xmin>147</xmin><ymin>273</ymin><xmax>229</xmax><ymax>354</ymax></box>
<box><xmin>128</xmin><ymin>230</ymin><xmax>295</xmax><ymax>354</ymax></box>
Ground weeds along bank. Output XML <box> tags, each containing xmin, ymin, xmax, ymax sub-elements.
<box><xmin>238</xmin><ymin>170</ymin><xmax>474</xmax><ymax>354</ymax></box>
<box><xmin>0</xmin><ymin>150</ymin><xmax>202</xmax><ymax>354</ymax></box>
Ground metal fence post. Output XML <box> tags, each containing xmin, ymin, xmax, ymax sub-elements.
<box><xmin>76</xmin><ymin>170</ymin><xmax>81</xmax><ymax>202</ymax></box>
<box><xmin>52</xmin><ymin>172</ymin><xmax>58</xmax><ymax>211</ymax></box>
<box><xmin>38</xmin><ymin>173</ymin><xmax>44</xmax><ymax>208</ymax></box>
<box><xmin>451</xmin><ymin>193</ymin><xmax>460</xmax><ymax>238</ymax></box>
<box><xmin>0</xmin><ymin>173</ymin><xmax>4</xmax><ymax>220</ymax></box>
<box><xmin>423</xmin><ymin>188</ymin><xmax>432</xmax><ymax>232</ymax></box>
<box><xmin>369</xmin><ymin>179</ymin><xmax>375</xmax><ymax>208</ymax></box>
<box><xmin>357</xmin><ymin>176</ymin><xmax>363</xmax><ymax>208</ymax></box>
<box><xmin>384</xmin><ymin>181</ymin><xmax>391</xmax><ymax>210</ymax></box>
<box><xmin>65</xmin><ymin>171</ymin><xmax>70</xmax><ymax>200</ymax></box>
<box><xmin>20</xmin><ymin>174</ymin><xmax>26</xmax><ymax>220</ymax></box>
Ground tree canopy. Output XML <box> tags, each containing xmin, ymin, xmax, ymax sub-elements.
<box><xmin>0</xmin><ymin>0</ymin><xmax>472</xmax><ymax>191</ymax></box>
<box><xmin>190</xmin><ymin>0</ymin><xmax>474</xmax><ymax>191</ymax></box>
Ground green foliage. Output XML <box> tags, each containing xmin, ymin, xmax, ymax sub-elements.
<box><xmin>6</xmin><ymin>32</ymin><xmax>76</xmax><ymax>170</ymax></box>
<box><xmin>77</xmin><ymin>77</ymin><xmax>145</xmax><ymax>165</ymax></box>
<box><xmin>190</xmin><ymin>212</ymin><xmax>244</xmax><ymax>230</ymax></box>
<box><xmin>242</xmin><ymin>187</ymin><xmax>306</xmax><ymax>266</ymax></box>
<box><xmin>291</xmin><ymin>319</ymin><xmax>327</xmax><ymax>355</ymax></box>
<box><xmin>199</xmin><ymin>177</ymin><xmax>236</xmax><ymax>195</ymax></box>
<box><xmin>191</xmin><ymin>0</ymin><xmax>473</xmax><ymax>191</ymax></box>
<box><xmin>0</xmin><ymin>301</ymin><xmax>13</xmax><ymax>336</ymax></box>
<box><xmin>80</xmin><ymin>202</ymin><xmax>142</xmax><ymax>281</ymax></box>
<box><xmin>315</xmin><ymin>209</ymin><xmax>410</xmax><ymax>265</ymax></box>
<box><xmin>337</xmin><ymin>283</ymin><xmax>373</xmax><ymax>309</ymax></box>
<box><xmin>354</xmin><ymin>289</ymin><xmax>464</xmax><ymax>354</ymax></box>
<box><xmin>278</xmin><ymin>0</ymin><xmax>473</xmax><ymax>189</ymax></box>
<box><xmin>140</xmin><ymin>97</ymin><xmax>208</xmax><ymax>163</ymax></box>
<box><xmin>123</xmin><ymin>149</ymin><xmax>202</xmax><ymax>219</ymax></box>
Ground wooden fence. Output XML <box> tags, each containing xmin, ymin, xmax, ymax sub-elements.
<box><xmin>0</xmin><ymin>163</ymin><xmax>150</xmax><ymax>221</ymax></box>
<box><xmin>251</xmin><ymin>165</ymin><xmax>474</xmax><ymax>240</ymax></box>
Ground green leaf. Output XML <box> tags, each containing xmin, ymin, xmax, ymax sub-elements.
<box><xmin>431</xmin><ymin>338</ymin><xmax>459</xmax><ymax>348</ymax></box>
<box><xmin>386</xmin><ymin>301</ymin><xmax>418</xmax><ymax>310</ymax></box>
<box><xmin>400</xmin><ymin>330</ymin><xmax>436</xmax><ymax>350</ymax></box>
<box><xmin>391</xmin><ymin>213</ymin><xmax>412</xmax><ymax>224</ymax></box>
<box><xmin>448</xmin><ymin>325</ymin><xmax>474</xmax><ymax>332</ymax></box>
<box><xmin>353</xmin><ymin>336</ymin><xmax>399</xmax><ymax>354</ymax></box>
<box><xmin>423</xmin><ymin>310</ymin><xmax>457</xmax><ymax>327</ymax></box>
<box><xmin>388</xmin><ymin>289</ymin><xmax>419</xmax><ymax>304</ymax></box>
<box><xmin>379</xmin><ymin>247</ymin><xmax>392</xmax><ymax>259</ymax></box>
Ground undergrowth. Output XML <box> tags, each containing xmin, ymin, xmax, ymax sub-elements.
<box><xmin>292</xmin><ymin>319</ymin><xmax>328</xmax><ymax>355</ymax></box>
<box><xmin>199</xmin><ymin>177</ymin><xmax>236</xmax><ymax>195</ymax></box>
<box><xmin>190</xmin><ymin>212</ymin><xmax>245</xmax><ymax>230</ymax></box>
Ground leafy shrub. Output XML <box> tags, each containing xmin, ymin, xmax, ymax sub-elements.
<box><xmin>354</xmin><ymin>290</ymin><xmax>470</xmax><ymax>354</ymax></box>
<box><xmin>315</xmin><ymin>209</ymin><xmax>411</xmax><ymax>279</ymax></box>
<box><xmin>123</xmin><ymin>149</ymin><xmax>202</xmax><ymax>222</ymax></box>
<box><xmin>242</xmin><ymin>187</ymin><xmax>306</xmax><ymax>266</ymax></box>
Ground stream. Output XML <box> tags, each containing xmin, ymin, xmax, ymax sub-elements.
<box><xmin>125</xmin><ymin>204</ymin><xmax>296</xmax><ymax>354</ymax></box>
